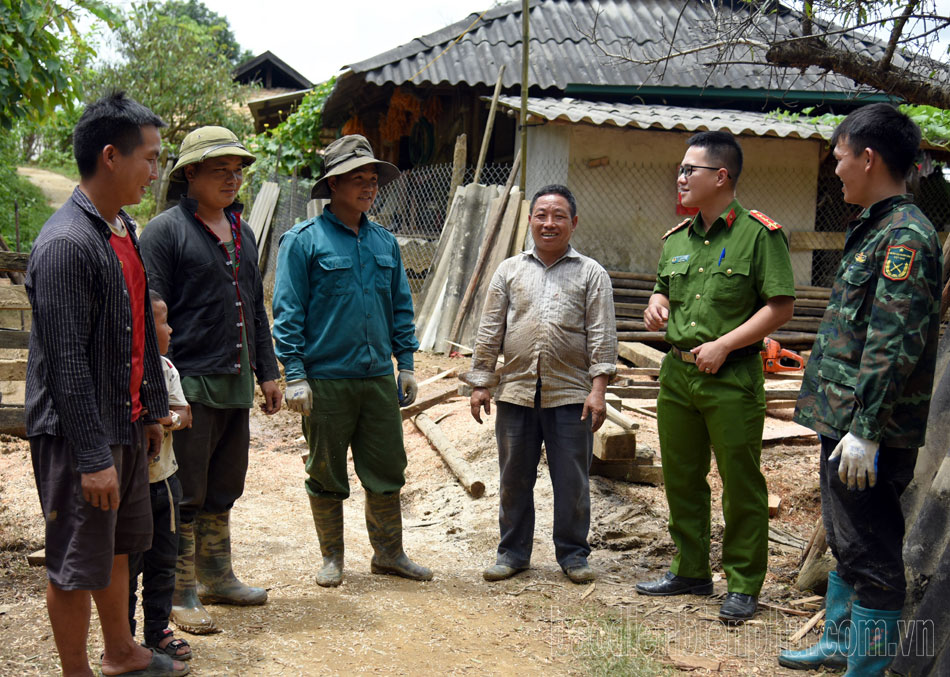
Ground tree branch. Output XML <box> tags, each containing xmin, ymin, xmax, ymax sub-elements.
<box><xmin>882</xmin><ymin>0</ymin><xmax>920</xmax><ymax>69</ymax></box>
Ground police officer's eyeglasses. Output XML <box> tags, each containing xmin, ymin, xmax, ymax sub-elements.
<box><xmin>678</xmin><ymin>164</ymin><xmax>729</xmax><ymax>178</ymax></box>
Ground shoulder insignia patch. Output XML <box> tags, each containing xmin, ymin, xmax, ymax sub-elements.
<box><xmin>882</xmin><ymin>244</ymin><xmax>916</xmax><ymax>281</ymax></box>
<box><xmin>662</xmin><ymin>218</ymin><xmax>691</xmax><ymax>240</ymax></box>
<box><xmin>749</xmin><ymin>210</ymin><xmax>783</xmax><ymax>231</ymax></box>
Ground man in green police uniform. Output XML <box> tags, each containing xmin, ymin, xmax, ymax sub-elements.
<box><xmin>636</xmin><ymin>131</ymin><xmax>795</xmax><ymax>623</ymax></box>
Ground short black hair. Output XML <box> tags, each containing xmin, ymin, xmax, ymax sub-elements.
<box><xmin>149</xmin><ymin>289</ymin><xmax>164</xmax><ymax>305</ymax></box>
<box><xmin>831</xmin><ymin>103</ymin><xmax>921</xmax><ymax>182</ymax></box>
<box><xmin>530</xmin><ymin>184</ymin><xmax>577</xmax><ymax>218</ymax></box>
<box><xmin>73</xmin><ymin>91</ymin><xmax>166</xmax><ymax>179</ymax></box>
<box><xmin>686</xmin><ymin>131</ymin><xmax>743</xmax><ymax>184</ymax></box>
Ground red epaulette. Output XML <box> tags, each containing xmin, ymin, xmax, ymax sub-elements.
<box><xmin>661</xmin><ymin>218</ymin><xmax>691</xmax><ymax>240</ymax></box>
<box><xmin>749</xmin><ymin>210</ymin><xmax>783</xmax><ymax>231</ymax></box>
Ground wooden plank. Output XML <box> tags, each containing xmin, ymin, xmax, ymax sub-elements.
<box><xmin>617</xmin><ymin>341</ymin><xmax>665</xmax><ymax>369</ymax></box>
<box><xmin>0</xmin><ymin>285</ymin><xmax>30</xmax><ymax>311</ymax></box>
<box><xmin>27</xmin><ymin>549</ymin><xmax>45</xmax><ymax>567</ymax></box>
<box><xmin>593</xmin><ymin>420</ymin><xmax>637</xmax><ymax>461</ymax></box>
<box><xmin>790</xmin><ymin>231</ymin><xmax>948</xmax><ymax>252</ymax></box>
<box><xmin>0</xmin><ymin>252</ymin><xmax>29</xmax><ymax>273</ymax></box>
<box><xmin>605</xmin><ymin>403</ymin><xmax>639</xmax><ymax>431</ymax></box>
<box><xmin>769</xmin><ymin>494</ymin><xmax>782</xmax><ymax>517</ymax></box>
<box><xmin>608</xmin><ymin>385</ymin><xmax>661</xmax><ymax>398</ymax></box>
<box><xmin>400</xmin><ymin>382</ymin><xmax>458</xmax><ymax>420</ymax></box>
<box><xmin>247</xmin><ymin>181</ymin><xmax>279</xmax><ymax>249</ymax></box>
<box><xmin>0</xmin><ymin>406</ymin><xmax>26</xmax><ymax>436</ymax></box>
<box><xmin>790</xmin><ymin>608</ymin><xmax>826</xmax><ymax>642</ymax></box>
<box><xmin>0</xmin><ymin>359</ymin><xmax>27</xmax><ymax>381</ymax></box>
<box><xmin>0</xmin><ymin>330</ymin><xmax>30</xmax><ymax>349</ymax></box>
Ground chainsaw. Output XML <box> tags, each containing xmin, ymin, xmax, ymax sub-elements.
<box><xmin>761</xmin><ymin>337</ymin><xmax>804</xmax><ymax>373</ymax></box>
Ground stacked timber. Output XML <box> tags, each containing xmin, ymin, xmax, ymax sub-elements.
<box><xmin>608</xmin><ymin>270</ymin><xmax>830</xmax><ymax>349</ymax></box>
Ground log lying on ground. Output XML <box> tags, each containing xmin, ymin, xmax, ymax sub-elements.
<box><xmin>400</xmin><ymin>382</ymin><xmax>459</xmax><ymax>420</ymax></box>
<box><xmin>413</xmin><ymin>413</ymin><xmax>485</xmax><ymax>498</ymax></box>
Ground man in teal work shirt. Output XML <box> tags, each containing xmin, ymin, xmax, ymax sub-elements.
<box><xmin>636</xmin><ymin>131</ymin><xmax>795</xmax><ymax>623</ymax></box>
<box><xmin>272</xmin><ymin>135</ymin><xmax>431</xmax><ymax>589</ymax></box>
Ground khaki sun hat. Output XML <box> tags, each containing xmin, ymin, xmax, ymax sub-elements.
<box><xmin>310</xmin><ymin>134</ymin><xmax>400</xmax><ymax>199</ymax></box>
<box><xmin>169</xmin><ymin>126</ymin><xmax>255</xmax><ymax>183</ymax></box>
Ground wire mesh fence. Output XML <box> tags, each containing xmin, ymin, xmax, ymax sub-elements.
<box><xmin>251</xmin><ymin>156</ymin><xmax>950</xmax><ymax>296</ymax></box>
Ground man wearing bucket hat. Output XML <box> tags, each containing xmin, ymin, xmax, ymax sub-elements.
<box><xmin>272</xmin><ymin>134</ymin><xmax>430</xmax><ymax>587</ymax></box>
<box><xmin>139</xmin><ymin>126</ymin><xmax>282</xmax><ymax>634</ymax></box>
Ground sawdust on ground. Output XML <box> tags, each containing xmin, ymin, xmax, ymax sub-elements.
<box><xmin>0</xmin><ymin>352</ymin><xmax>830</xmax><ymax>675</ymax></box>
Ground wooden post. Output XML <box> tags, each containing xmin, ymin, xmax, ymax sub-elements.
<box><xmin>447</xmin><ymin>149</ymin><xmax>521</xmax><ymax>346</ymax></box>
<box><xmin>413</xmin><ymin>413</ymin><xmax>485</xmax><ymax>498</ymax></box>
<box><xmin>472</xmin><ymin>65</ymin><xmax>506</xmax><ymax>185</ymax></box>
<box><xmin>446</xmin><ymin>133</ymin><xmax>467</xmax><ymax>216</ymax></box>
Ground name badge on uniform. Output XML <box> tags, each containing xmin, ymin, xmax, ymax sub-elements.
<box><xmin>671</xmin><ymin>255</ymin><xmax>690</xmax><ymax>264</ymax></box>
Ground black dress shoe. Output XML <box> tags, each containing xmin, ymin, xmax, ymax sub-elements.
<box><xmin>719</xmin><ymin>592</ymin><xmax>757</xmax><ymax>623</ymax></box>
<box><xmin>635</xmin><ymin>571</ymin><xmax>714</xmax><ymax>596</ymax></box>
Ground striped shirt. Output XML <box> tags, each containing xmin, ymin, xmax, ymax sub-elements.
<box><xmin>25</xmin><ymin>188</ymin><xmax>169</xmax><ymax>473</ymax></box>
<box><xmin>463</xmin><ymin>247</ymin><xmax>618</xmax><ymax>408</ymax></box>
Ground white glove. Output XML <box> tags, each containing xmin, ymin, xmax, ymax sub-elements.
<box><xmin>829</xmin><ymin>432</ymin><xmax>880</xmax><ymax>490</ymax></box>
<box><xmin>397</xmin><ymin>370</ymin><xmax>417</xmax><ymax>406</ymax></box>
<box><xmin>285</xmin><ymin>379</ymin><xmax>313</xmax><ymax>417</ymax></box>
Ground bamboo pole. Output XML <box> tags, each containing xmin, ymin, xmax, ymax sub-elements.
<box><xmin>473</xmin><ymin>65</ymin><xmax>506</xmax><ymax>185</ymax></box>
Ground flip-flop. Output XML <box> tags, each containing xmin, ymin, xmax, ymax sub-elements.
<box><xmin>102</xmin><ymin>649</ymin><xmax>190</xmax><ymax>676</ymax></box>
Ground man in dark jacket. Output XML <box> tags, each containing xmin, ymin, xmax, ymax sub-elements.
<box><xmin>26</xmin><ymin>92</ymin><xmax>188</xmax><ymax>676</ymax></box>
<box><xmin>139</xmin><ymin>126</ymin><xmax>281</xmax><ymax>635</ymax></box>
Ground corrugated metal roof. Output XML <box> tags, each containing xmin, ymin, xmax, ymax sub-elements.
<box><xmin>343</xmin><ymin>0</ymin><xmax>902</xmax><ymax>93</ymax></box>
<box><xmin>498</xmin><ymin>96</ymin><xmax>837</xmax><ymax>139</ymax></box>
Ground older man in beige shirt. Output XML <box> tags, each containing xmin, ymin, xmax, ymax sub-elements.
<box><xmin>462</xmin><ymin>184</ymin><xmax>617</xmax><ymax>584</ymax></box>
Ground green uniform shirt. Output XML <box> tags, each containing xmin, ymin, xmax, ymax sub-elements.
<box><xmin>181</xmin><ymin>240</ymin><xmax>255</xmax><ymax>409</ymax></box>
<box><xmin>794</xmin><ymin>195</ymin><xmax>941</xmax><ymax>447</ymax></box>
<box><xmin>654</xmin><ymin>199</ymin><xmax>796</xmax><ymax>349</ymax></box>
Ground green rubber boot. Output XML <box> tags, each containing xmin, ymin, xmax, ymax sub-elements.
<box><xmin>169</xmin><ymin>521</ymin><xmax>216</xmax><ymax>634</ymax></box>
<box><xmin>845</xmin><ymin>603</ymin><xmax>901</xmax><ymax>676</ymax></box>
<box><xmin>779</xmin><ymin>571</ymin><xmax>856</xmax><ymax>670</ymax></box>
<box><xmin>195</xmin><ymin>511</ymin><xmax>267</xmax><ymax>605</ymax></box>
<box><xmin>364</xmin><ymin>491</ymin><xmax>433</xmax><ymax>581</ymax></box>
<box><xmin>308</xmin><ymin>494</ymin><xmax>344</xmax><ymax>587</ymax></box>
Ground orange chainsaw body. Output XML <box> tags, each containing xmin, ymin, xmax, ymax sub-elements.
<box><xmin>761</xmin><ymin>337</ymin><xmax>804</xmax><ymax>373</ymax></box>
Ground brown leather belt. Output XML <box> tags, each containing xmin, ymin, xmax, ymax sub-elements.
<box><xmin>668</xmin><ymin>344</ymin><xmax>761</xmax><ymax>365</ymax></box>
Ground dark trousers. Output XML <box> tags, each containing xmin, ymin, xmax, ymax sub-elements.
<box><xmin>820</xmin><ymin>434</ymin><xmax>917</xmax><ymax>610</ymax></box>
<box><xmin>172</xmin><ymin>403</ymin><xmax>249</xmax><ymax>523</ymax></box>
<box><xmin>128</xmin><ymin>474</ymin><xmax>182</xmax><ymax>645</ymax></box>
<box><xmin>494</xmin><ymin>388</ymin><xmax>593</xmax><ymax>570</ymax></box>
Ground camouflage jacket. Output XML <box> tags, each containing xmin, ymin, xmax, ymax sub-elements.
<box><xmin>794</xmin><ymin>195</ymin><xmax>942</xmax><ymax>447</ymax></box>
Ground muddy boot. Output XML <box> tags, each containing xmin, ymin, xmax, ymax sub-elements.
<box><xmin>308</xmin><ymin>494</ymin><xmax>344</xmax><ymax>587</ymax></box>
<box><xmin>364</xmin><ymin>491</ymin><xmax>433</xmax><ymax>581</ymax></box>
<box><xmin>195</xmin><ymin>511</ymin><xmax>267</xmax><ymax>605</ymax></box>
<box><xmin>170</xmin><ymin>521</ymin><xmax>216</xmax><ymax>634</ymax></box>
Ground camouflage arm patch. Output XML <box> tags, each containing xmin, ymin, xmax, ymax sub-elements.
<box><xmin>882</xmin><ymin>244</ymin><xmax>916</xmax><ymax>281</ymax></box>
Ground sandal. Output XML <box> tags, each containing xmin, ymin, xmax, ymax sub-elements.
<box><xmin>146</xmin><ymin>628</ymin><xmax>193</xmax><ymax>661</ymax></box>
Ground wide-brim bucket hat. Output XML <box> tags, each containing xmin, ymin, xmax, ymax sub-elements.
<box><xmin>169</xmin><ymin>126</ymin><xmax>256</xmax><ymax>183</ymax></box>
<box><xmin>310</xmin><ymin>134</ymin><xmax>400</xmax><ymax>199</ymax></box>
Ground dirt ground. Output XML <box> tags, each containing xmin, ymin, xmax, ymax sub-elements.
<box><xmin>16</xmin><ymin>167</ymin><xmax>77</xmax><ymax>210</ymax></box>
<box><xmin>0</xmin><ymin>352</ymin><xmax>834</xmax><ymax>676</ymax></box>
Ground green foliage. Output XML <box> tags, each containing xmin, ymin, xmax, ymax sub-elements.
<box><xmin>93</xmin><ymin>0</ymin><xmax>254</xmax><ymax>151</ymax></box>
<box><xmin>162</xmin><ymin>0</ymin><xmax>252</xmax><ymax>66</ymax></box>
<box><xmin>246</xmin><ymin>77</ymin><xmax>337</xmax><ymax>181</ymax></box>
<box><xmin>0</xmin><ymin>135</ymin><xmax>54</xmax><ymax>252</ymax></box>
<box><xmin>0</xmin><ymin>0</ymin><xmax>116</xmax><ymax>128</ymax></box>
<box><xmin>768</xmin><ymin>105</ymin><xmax>950</xmax><ymax>148</ymax></box>
<box><xmin>17</xmin><ymin>104</ymin><xmax>83</xmax><ymax>177</ymax></box>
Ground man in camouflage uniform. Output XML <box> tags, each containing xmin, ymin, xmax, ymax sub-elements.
<box><xmin>781</xmin><ymin>104</ymin><xmax>941</xmax><ymax>675</ymax></box>
<box><xmin>636</xmin><ymin>131</ymin><xmax>796</xmax><ymax>623</ymax></box>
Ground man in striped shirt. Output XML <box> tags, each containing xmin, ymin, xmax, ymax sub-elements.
<box><xmin>463</xmin><ymin>184</ymin><xmax>618</xmax><ymax>585</ymax></box>
<box><xmin>25</xmin><ymin>92</ymin><xmax>187</xmax><ymax>676</ymax></box>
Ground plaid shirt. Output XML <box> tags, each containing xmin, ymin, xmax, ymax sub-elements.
<box><xmin>25</xmin><ymin>188</ymin><xmax>168</xmax><ymax>473</ymax></box>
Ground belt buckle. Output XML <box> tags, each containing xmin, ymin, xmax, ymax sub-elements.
<box><xmin>681</xmin><ymin>350</ymin><xmax>697</xmax><ymax>364</ymax></box>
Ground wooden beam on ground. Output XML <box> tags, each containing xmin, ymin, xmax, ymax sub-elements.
<box><xmin>0</xmin><ymin>252</ymin><xmax>29</xmax><ymax>273</ymax></box>
<box><xmin>27</xmin><ymin>549</ymin><xmax>45</xmax><ymax>567</ymax></box>
<box><xmin>789</xmin><ymin>608</ymin><xmax>826</xmax><ymax>643</ymax></box>
<box><xmin>418</xmin><ymin>367</ymin><xmax>459</xmax><ymax>388</ymax></box>
<box><xmin>400</xmin><ymin>382</ymin><xmax>459</xmax><ymax>420</ymax></box>
<box><xmin>605</xmin><ymin>403</ymin><xmax>639</xmax><ymax>431</ymax></box>
<box><xmin>413</xmin><ymin>413</ymin><xmax>484</xmax><ymax>498</ymax></box>
<box><xmin>0</xmin><ymin>405</ymin><xmax>26</xmax><ymax>437</ymax></box>
<box><xmin>0</xmin><ymin>359</ymin><xmax>27</xmax><ymax>381</ymax></box>
<box><xmin>617</xmin><ymin>341</ymin><xmax>665</xmax><ymax>368</ymax></box>
<box><xmin>0</xmin><ymin>330</ymin><xmax>30</xmax><ymax>350</ymax></box>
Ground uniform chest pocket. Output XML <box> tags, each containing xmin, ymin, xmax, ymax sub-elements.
<box><xmin>837</xmin><ymin>264</ymin><xmax>873</xmax><ymax>321</ymax></box>
<box><xmin>665</xmin><ymin>259</ymin><xmax>691</xmax><ymax>303</ymax></box>
<box><xmin>316</xmin><ymin>255</ymin><xmax>354</xmax><ymax>296</ymax></box>
<box><xmin>710</xmin><ymin>258</ymin><xmax>751</xmax><ymax>303</ymax></box>
<box><xmin>374</xmin><ymin>254</ymin><xmax>395</xmax><ymax>289</ymax></box>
